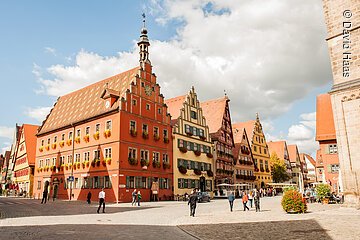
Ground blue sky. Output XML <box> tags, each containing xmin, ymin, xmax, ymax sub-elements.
<box><xmin>0</xmin><ymin>1</ymin><xmax>333</xmax><ymax>156</ymax></box>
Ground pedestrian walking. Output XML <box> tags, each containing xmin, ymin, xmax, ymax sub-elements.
<box><xmin>248</xmin><ymin>190</ymin><xmax>254</xmax><ymax>208</ymax></box>
<box><xmin>131</xmin><ymin>189</ymin><xmax>137</xmax><ymax>206</ymax></box>
<box><xmin>41</xmin><ymin>188</ymin><xmax>48</xmax><ymax>204</ymax></box>
<box><xmin>254</xmin><ymin>189</ymin><xmax>261</xmax><ymax>212</ymax></box>
<box><xmin>228</xmin><ymin>191</ymin><xmax>235</xmax><ymax>212</ymax></box>
<box><xmin>87</xmin><ymin>191</ymin><xmax>92</xmax><ymax>204</ymax></box>
<box><xmin>242</xmin><ymin>191</ymin><xmax>250</xmax><ymax>211</ymax></box>
<box><xmin>188</xmin><ymin>190</ymin><xmax>198</xmax><ymax>217</ymax></box>
<box><xmin>97</xmin><ymin>188</ymin><xmax>105</xmax><ymax>213</ymax></box>
<box><xmin>137</xmin><ymin>191</ymin><xmax>142</xmax><ymax>206</ymax></box>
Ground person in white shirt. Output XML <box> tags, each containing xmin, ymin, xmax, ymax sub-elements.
<box><xmin>97</xmin><ymin>188</ymin><xmax>106</xmax><ymax>213</ymax></box>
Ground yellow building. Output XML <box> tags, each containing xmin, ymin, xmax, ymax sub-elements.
<box><xmin>165</xmin><ymin>87</ymin><xmax>214</xmax><ymax>197</ymax></box>
<box><xmin>13</xmin><ymin>124</ymin><xmax>39</xmax><ymax>197</ymax></box>
<box><xmin>235</xmin><ymin>114</ymin><xmax>272</xmax><ymax>188</ymax></box>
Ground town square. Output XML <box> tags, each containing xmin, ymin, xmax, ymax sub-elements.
<box><xmin>0</xmin><ymin>0</ymin><xmax>360</xmax><ymax>239</ymax></box>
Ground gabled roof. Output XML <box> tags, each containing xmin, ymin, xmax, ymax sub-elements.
<box><xmin>200</xmin><ymin>97</ymin><xmax>228</xmax><ymax>134</ymax></box>
<box><xmin>267</xmin><ymin>140</ymin><xmax>287</xmax><ymax>159</ymax></box>
<box><xmin>164</xmin><ymin>95</ymin><xmax>186</xmax><ymax>121</ymax></box>
<box><xmin>232</xmin><ymin>126</ymin><xmax>245</xmax><ymax>144</ymax></box>
<box><xmin>288</xmin><ymin>144</ymin><xmax>299</xmax><ymax>163</ymax></box>
<box><xmin>232</xmin><ymin>121</ymin><xmax>255</xmax><ymax>144</ymax></box>
<box><xmin>23</xmin><ymin>124</ymin><xmax>39</xmax><ymax>165</ymax></box>
<box><xmin>38</xmin><ymin>67</ymin><xmax>140</xmax><ymax>135</ymax></box>
<box><xmin>302</xmin><ymin>153</ymin><xmax>316</xmax><ymax>167</ymax></box>
<box><xmin>316</xmin><ymin>93</ymin><xmax>336</xmax><ymax>141</ymax></box>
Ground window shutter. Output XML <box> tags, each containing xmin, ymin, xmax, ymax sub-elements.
<box><xmin>126</xmin><ymin>176</ymin><xmax>130</xmax><ymax>188</ymax></box>
<box><xmin>178</xmin><ymin>179</ymin><xmax>181</xmax><ymax>189</ymax></box>
<box><xmin>327</xmin><ymin>165</ymin><xmax>332</xmax><ymax>173</ymax></box>
<box><xmin>325</xmin><ymin>145</ymin><xmax>330</xmax><ymax>154</ymax></box>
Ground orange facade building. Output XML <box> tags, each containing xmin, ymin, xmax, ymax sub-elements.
<box><xmin>33</xmin><ymin>25</ymin><xmax>173</xmax><ymax>202</ymax></box>
<box><xmin>316</xmin><ymin>93</ymin><xmax>340</xmax><ymax>192</ymax></box>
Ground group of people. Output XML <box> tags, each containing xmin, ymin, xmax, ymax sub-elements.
<box><xmin>131</xmin><ymin>189</ymin><xmax>142</xmax><ymax>206</ymax></box>
<box><xmin>228</xmin><ymin>189</ymin><xmax>261</xmax><ymax>212</ymax></box>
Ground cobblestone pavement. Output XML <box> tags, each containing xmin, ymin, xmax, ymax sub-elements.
<box><xmin>0</xmin><ymin>224</ymin><xmax>196</xmax><ymax>240</ymax></box>
<box><xmin>0</xmin><ymin>197</ymin><xmax>151</xmax><ymax>219</ymax></box>
<box><xmin>0</xmin><ymin>196</ymin><xmax>359</xmax><ymax>240</ymax></box>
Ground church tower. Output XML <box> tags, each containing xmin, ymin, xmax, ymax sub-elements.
<box><xmin>322</xmin><ymin>0</ymin><xmax>360</xmax><ymax>208</ymax></box>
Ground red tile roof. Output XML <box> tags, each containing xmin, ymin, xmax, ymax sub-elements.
<box><xmin>23</xmin><ymin>124</ymin><xmax>40</xmax><ymax>165</ymax></box>
<box><xmin>267</xmin><ymin>141</ymin><xmax>287</xmax><ymax>159</ymax></box>
<box><xmin>164</xmin><ymin>95</ymin><xmax>186</xmax><ymax>120</ymax></box>
<box><xmin>302</xmin><ymin>153</ymin><xmax>316</xmax><ymax>167</ymax></box>
<box><xmin>288</xmin><ymin>144</ymin><xmax>299</xmax><ymax>163</ymax></box>
<box><xmin>232</xmin><ymin>121</ymin><xmax>255</xmax><ymax>144</ymax></box>
<box><xmin>316</xmin><ymin>93</ymin><xmax>336</xmax><ymax>141</ymax></box>
<box><xmin>200</xmin><ymin>97</ymin><xmax>228</xmax><ymax>134</ymax></box>
<box><xmin>38</xmin><ymin>67</ymin><xmax>140</xmax><ymax>135</ymax></box>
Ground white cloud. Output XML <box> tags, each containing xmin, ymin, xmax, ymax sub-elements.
<box><xmin>1</xmin><ymin>143</ymin><xmax>11</xmax><ymax>153</ymax></box>
<box><xmin>0</xmin><ymin>127</ymin><xmax>14</xmax><ymax>139</ymax></box>
<box><xmin>288</xmin><ymin>124</ymin><xmax>313</xmax><ymax>141</ymax></box>
<box><xmin>33</xmin><ymin>0</ymin><xmax>331</xmax><ymax>123</ymax></box>
<box><xmin>25</xmin><ymin>106</ymin><xmax>52</xmax><ymax>123</ymax></box>
<box><xmin>45</xmin><ymin>47</ymin><xmax>57</xmax><ymax>56</ymax></box>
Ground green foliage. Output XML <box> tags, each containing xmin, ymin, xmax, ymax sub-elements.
<box><xmin>283</xmin><ymin>186</ymin><xmax>298</xmax><ymax>193</ymax></box>
<box><xmin>270</xmin><ymin>153</ymin><xmax>290</xmax><ymax>183</ymax></box>
<box><xmin>281</xmin><ymin>189</ymin><xmax>307</xmax><ymax>213</ymax></box>
<box><xmin>316</xmin><ymin>184</ymin><xmax>331</xmax><ymax>200</ymax></box>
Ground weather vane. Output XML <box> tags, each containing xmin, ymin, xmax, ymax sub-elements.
<box><xmin>142</xmin><ymin>13</ymin><xmax>146</xmax><ymax>28</ymax></box>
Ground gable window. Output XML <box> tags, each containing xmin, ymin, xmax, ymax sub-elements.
<box><xmin>94</xmin><ymin>150</ymin><xmax>100</xmax><ymax>160</ymax></box>
<box><xmin>190</xmin><ymin>110</ymin><xmax>197</xmax><ymax>119</ymax></box>
<box><xmin>85</xmin><ymin>126</ymin><xmax>90</xmax><ymax>135</ymax></box>
<box><xmin>105</xmin><ymin>148</ymin><xmax>112</xmax><ymax>159</ymax></box>
<box><xmin>128</xmin><ymin>148</ymin><xmax>137</xmax><ymax>159</ymax></box>
<box><xmin>329</xmin><ymin>144</ymin><xmax>338</xmax><ymax>154</ymax></box>
<box><xmin>106</xmin><ymin>120</ymin><xmax>112</xmax><ymax>130</ymax></box>
<box><xmin>95</xmin><ymin>124</ymin><xmax>100</xmax><ymax>132</ymax></box>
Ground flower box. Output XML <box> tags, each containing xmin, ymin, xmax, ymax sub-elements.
<box><xmin>74</xmin><ymin>137</ymin><xmax>81</xmax><ymax>144</ymax></box>
<box><xmin>59</xmin><ymin>141</ymin><xmax>65</xmax><ymax>147</ymax></box>
<box><xmin>207</xmin><ymin>170</ymin><xmax>213</xmax><ymax>177</ymax></box>
<box><xmin>185</xmin><ymin>131</ymin><xmax>193</xmax><ymax>136</ymax></box>
<box><xmin>96</xmin><ymin>160</ymin><xmax>100</xmax><ymax>167</ymax></box>
<box><xmin>52</xmin><ymin>143</ymin><xmax>57</xmax><ymax>150</ymax></box>
<box><xmin>93</xmin><ymin>132</ymin><xmax>100</xmax><ymax>140</ymax></box>
<box><xmin>39</xmin><ymin>146</ymin><xmax>44</xmax><ymax>152</ymax></box>
<box><xmin>140</xmin><ymin>159</ymin><xmax>149</xmax><ymax>167</ymax></box>
<box><xmin>104</xmin><ymin>129</ymin><xmax>111</xmax><ymax>138</ymax></box>
<box><xmin>179</xmin><ymin>147</ymin><xmax>188</xmax><ymax>153</ymax></box>
<box><xmin>260</xmin><ymin>167</ymin><xmax>264</xmax><ymax>172</ymax></box>
<box><xmin>83</xmin><ymin>135</ymin><xmax>90</xmax><ymax>143</ymax></box>
<box><xmin>105</xmin><ymin>158</ymin><xmax>111</xmax><ymax>165</ymax></box>
<box><xmin>178</xmin><ymin>165</ymin><xmax>187</xmax><ymax>174</ymax></box>
<box><xmin>153</xmin><ymin>134</ymin><xmax>160</xmax><ymax>141</ymax></box>
<box><xmin>193</xmin><ymin>169</ymin><xmax>202</xmax><ymax>175</ymax></box>
<box><xmin>163</xmin><ymin>137</ymin><xmax>169</xmax><ymax>143</ymax></box>
<box><xmin>102</xmin><ymin>160</ymin><xmax>107</xmax><ymax>166</ymax></box>
<box><xmin>206</xmin><ymin>152</ymin><xmax>213</xmax><ymax>158</ymax></box>
<box><xmin>265</xmin><ymin>168</ymin><xmax>270</xmax><ymax>172</ymax></box>
<box><xmin>142</xmin><ymin>131</ymin><xmax>149</xmax><ymax>139</ymax></box>
<box><xmin>76</xmin><ymin>162</ymin><xmax>81</xmax><ymax>169</ymax></box>
<box><xmin>130</xmin><ymin>129</ymin><xmax>137</xmax><ymax>137</ymax></box>
<box><xmin>45</xmin><ymin>145</ymin><xmax>50</xmax><ymax>151</ymax></box>
<box><xmin>163</xmin><ymin>162</ymin><xmax>170</xmax><ymax>169</ymax></box>
<box><xmin>91</xmin><ymin>160</ymin><xmax>96</xmax><ymax>167</ymax></box>
<box><xmin>52</xmin><ymin>166</ymin><xmax>56</xmax><ymax>171</ymax></box>
<box><xmin>128</xmin><ymin>157</ymin><xmax>138</xmax><ymax>166</ymax></box>
<box><xmin>194</xmin><ymin>150</ymin><xmax>201</xmax><ymax>156</ymax></box>
<box><xmin>66</xmin><ymin>139</ymin><xmax>72</xmax><ymax>146</ymax></box>
<box><xmin>85</xmin><ymin>161</ymin><xmax>90</xmax><ymax>167</ymax></box>
<box><xmin>199</xmin><ymin>135</ymin><xmax>206</xmax><ymax>140</ymax></box>
<box><xmin>152</xmin><ymin>161</ymin><xmax>161</xmax><ymax>168</ymax></box>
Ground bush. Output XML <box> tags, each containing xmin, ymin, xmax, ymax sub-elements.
<box><xmin>281</xmin><ymin>189</ymin><xmax>307</xmax><ymax>213</ymax></box>
<box><xmin>283</xmin><ymin>186</ymin><xmax>298</xmax><ymax>193</ymax></box>
<box><xmin>316</xmin><ymin>184</ymin><xmax>331</xmax><ymax>201</ymax></box>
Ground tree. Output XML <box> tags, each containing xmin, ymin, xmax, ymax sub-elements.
<box><xmin>270</xmin><ymin>152</ymin><xmax>290</xmax><ymax>183</ymax></box>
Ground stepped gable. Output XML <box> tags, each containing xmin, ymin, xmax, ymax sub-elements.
<box><xmin>38</xmin><ymin>67</ymin><xmax>139</xmax><ymax>135</ymax></box>
<box><xmin>200</xmin><ymin>97</ymin><xmax>227</xmax><ymax>134</ymax></box>
<box><xmin>316</xmin><ymin>93</ymin><xmax>336</xmax><ymax>141</ymax></box>
<box><xmin>232</xmin><ymin>121</ymin><xmax>255</xmax><ymax>144</ymax></box>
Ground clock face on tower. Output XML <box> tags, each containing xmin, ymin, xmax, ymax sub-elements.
<box><xmin>144</xmin><ymin>85</ymin><xmax>153</xmax><ymax>96</ymax></box>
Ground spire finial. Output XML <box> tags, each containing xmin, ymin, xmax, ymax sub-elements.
<box><xmin>256</xmin><ymin>112</ymin><xmax>259</xmax><ymax>120</ymax></box>
<box><xmin>224</xmin><ymin>89</ymin><xmax>227</xmax><ymax>96</ymax></box>
<box><xmin>142</xmin><ymin>13</ymin><xmax>146</xmax><ymax>28</ymax></box>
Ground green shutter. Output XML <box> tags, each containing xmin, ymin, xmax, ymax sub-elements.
<box><xmin>191</xmin><ymin>161</ymin><xmax>195</xmax><ymax>169</ymax></box>
<box><xmin>178</xmin><ymin>179</ymin><xmax>181</xmax><ymax>189</ymax></box>
<box><xmin>126</xmin><ymin>176</ymin><xmax>130</xmax><ymax>188</ymax></box>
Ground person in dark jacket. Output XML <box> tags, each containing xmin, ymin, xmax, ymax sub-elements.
<box><xmin>87</xmin><ymin>191</ymin><xmax>92</xmax><ymax>204</ymax></box>
<box><xmin>41</xmin><ymin>188</ymin><xmax>48</xmax><ymax>204</ymax></box>
<box><xmin>188</xmin><ymin>190</ymin><xmax>198</xmax><ymax>217</ymax></box>
<box><xmin>228</xmin><ymin>191</ymin><xmax>235</xmax><ymax>212</ymax></box>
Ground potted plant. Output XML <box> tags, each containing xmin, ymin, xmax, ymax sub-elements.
<box><xmin>193</xmin><ymin>168</ymin><xmax>202</xmax><ymax>175</ymax></box>
<box><xmin>152</xmin><ymin>161</ymin><xmax>161</xmax><ymax>168</ymax></box>
<box><xmin>206</xmin><ymin>152</ymin><xmax>213</xmax><ymax>158</ymax></box>
<box><xmin>52</xmin><ymin>143</ymin><xmax>57</xmax><ymax>150</ymax></box>
<box><xmin>59</xmin><ymin>141</ymin><xmax>65</xmax><ymax>147</ymax></box>
<box><xmin>178</xmin><ymin>165</ymin><xmax>187</xmax><ymax>174</ymax></box>
<box><xmin>66</xmin><ymin>139</ymin><xmax>72</xmax><ymax>146</ymax></box>
<box><xmin>142</xmin><ymin>131</ymin><xmax>149</xmax><ymax>139</ymax></box>
<box><xmin>45</xmin><ymin>145</ymin><xmax>50</xmax><ymax>151</ymax></box>
<box><xmin>194</xmin><ymin>150</ymin><xmax>201</xmax><ymax>156</ymax></box>
<box><xmin>179</xmin><ymin>147</ymin><xmax>188</xmax><ymax>153</ymax></box>
<box><xmin>140</xmin><ymin>159</ymin><xmax>149</xmax><ymax>168</ymax></box>
<box><xmin>281</xmin><ymin>189</ymin><xmax>307</xmax><ymax>213</ymax></box>
<box><xmin>95</xmin><ymin>159</ymin><xmax>100</xmax><ymax>167</ymax></box>
<box><xmin>39</xmin><ymin>146</ymin><xmax>44</xmax><ymax>152</ymax></box>
<box><xmin>104</xmin><ymin>129</ymin><xmax>111</xmax><ymax>138</ymax></box>
<box><xmin>128</xmin><ymin>157</ymin><xmax>138</xmax><ymax>165</ymax></box>
<box><xmin>76</xmin><ymin>162</ymin><xmax>81</xmax><ymax>169</ymax></box>
<box><xmin>153</xmin><ymin>134</ymin><xmax>160</xmax><ymax>141</ymax></box>
<box><xmin>83</xmin><ymin>135</ymin><xmax>90</xmax><ymax>143</ymax></box>
<box><xmin>130</xmin><ymin>128</ymin><xmax>137</xmax><ymax>137</ymax></box>
<box><xmin>163</xmin><ymin>137</ymin><xmax>169</xmax><ymax>143</ymax></box>
<box><xmin>163</xmin><ymin>162</ymin><xmax>170</xmax><ymax>169</ymax></box>
<box><xmin>316</xmin><ymin>183</ymin><xmax>331</xmax><ymax>204</ymax></box>
<box><xmin>106</xmin><ymin>158</ymin><xmax>111</xmax><ymax>165</ymax></box>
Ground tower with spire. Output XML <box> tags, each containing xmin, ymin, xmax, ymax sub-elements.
<box><xmin>138</xmin><ymin>13</ymin><xmax>151</xmax><ymax>69</ymax></box>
